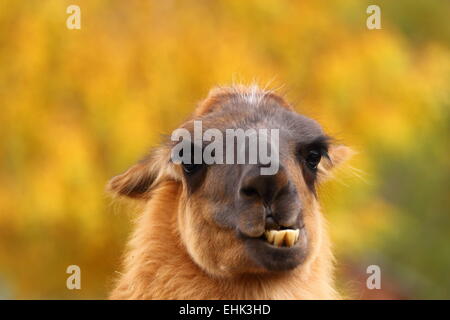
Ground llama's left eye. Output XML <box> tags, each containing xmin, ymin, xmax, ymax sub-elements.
<box><xmin>306</xmin><ymin>150</ymin><xmax>321</xmax><ymax>170</ymax></box>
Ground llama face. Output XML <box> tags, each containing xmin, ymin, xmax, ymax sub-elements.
<box><xmin>108</xmin><ymin>86</ymin><xmax>351</xmax><ymax>278</ymax></box>
<box><xmin>173</xmin><ymin>94</ymin><xmax>331</xmax><ymax>275</ymax></box>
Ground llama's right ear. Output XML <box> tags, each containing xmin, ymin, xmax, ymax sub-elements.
<box><xmin>107</xmin><ymin>148</ymin><xmax>173</xmax><ymax>200</ymax></box>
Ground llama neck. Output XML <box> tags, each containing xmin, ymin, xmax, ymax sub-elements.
<box><xmin>110</xmin><ymin>181</ymin><xmax>337</xmax><ymax>299</ymax></box>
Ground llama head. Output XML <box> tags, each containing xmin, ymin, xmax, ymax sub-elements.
<box><xmin>108</xmin><ymin>85</ymin><xmax>352</xmax><ymax>277</ymax></box>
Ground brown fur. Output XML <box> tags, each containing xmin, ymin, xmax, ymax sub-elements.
<box><xmin>108</xmin><ymin>85</ymin><xmax>352</xmax><ymax>299</ymax></box>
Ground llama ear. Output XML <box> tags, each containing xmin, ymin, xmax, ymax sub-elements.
<box><xmin>107</xmin><ymin>161</ymin><xmax>156</xmax><ymax>199</ymax></box>
<box><xmin>107</xmin><ymin>148</ymin><xmax>173</xmax><ymax>199</ymax></box>
<box><xmin>327</xmin><ymin>144</ymin><xmax>354</xmax><ymax>168</ymax></box>
<box><xmin>317</xmin><ymin>144</ymin><xmax>354</xmax><ymax>182</ymax></box>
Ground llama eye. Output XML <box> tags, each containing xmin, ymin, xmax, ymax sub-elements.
<box><xmin>305</xmin><ymin>149</ymin><xmax>321</xmax><ymax>170</ymax></box>
<box><xmin>182</xmin><ymin>162</ymin><xmax>203</xmax><ymax>175</ymax></box>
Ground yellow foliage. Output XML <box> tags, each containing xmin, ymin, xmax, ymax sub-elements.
<box><xmin>0</xmin><ymin>0</ymin><xmax>448</xmax><ymax>298</ymax></box>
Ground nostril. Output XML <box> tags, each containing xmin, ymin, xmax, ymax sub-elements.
<box><xmin>240</xmin><ymin>187</ymin><xmax>259</xmax><ymax>198</ymax></box>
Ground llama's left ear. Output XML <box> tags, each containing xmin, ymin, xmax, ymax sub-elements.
<box><xmin>107</xmin><ymin>147</ymin><xmax>175</xmax><ymax>200</ymax></box>
<box><xmin>317</xmin><ymin>144</ymin><xmax>355</xmax><ymax>182</ymax></box>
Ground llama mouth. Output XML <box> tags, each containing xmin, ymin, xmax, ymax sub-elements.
<box><xmin>244</xmin><ymin>226</ymin><xmax>308</xmax><ymax>271</ymax></box>
<box><xmin>264</xmin><ymin>229</ymin><xmax>300</xmax><ymax>248</ymax></box>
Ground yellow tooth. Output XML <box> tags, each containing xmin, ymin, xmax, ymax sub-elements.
<box><xmin>265</xmin><ymin>230</ymin><xmax>276</xmax><ymax>243</ymax></box>
<box><xmin>271</xmin><ymin>230</ymin><xmax>278</xmax><ymax>243</ymax></box>
<box><xmin>285</xmin><ymin>230</ymin><xmax>296</xmax><ymax>247</ymax></box>
<box><xmin>294</xmin><ymin>229</ymin><xmax>300</xmax><ymax>242</ymax></box>
<box><xmin>273</xmin><ymin>230</ymin><xmax>286</xmax><ymax>247</ymax></box>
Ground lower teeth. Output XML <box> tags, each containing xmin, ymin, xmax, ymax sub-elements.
<box><xmin>264</xmin><ymin>229</ymin><xmax>300</xmax><ymax>247</ymax></box>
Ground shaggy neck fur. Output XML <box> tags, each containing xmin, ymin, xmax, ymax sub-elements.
<box><xmin>110</xmin><ymin>181</ymin><xmax>338</xmax><ymax>299</ymax></box>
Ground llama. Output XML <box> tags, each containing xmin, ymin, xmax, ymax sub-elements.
<box><xmin>107</xmin><ymin>85</ymin><xmax>352</xmax><ymax>299</ymax></box>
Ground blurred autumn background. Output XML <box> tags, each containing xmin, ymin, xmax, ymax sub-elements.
<box><xmin>0</xmin><ymin>0</ymin><xmax>449</xmax><ymax>299</ymax></box>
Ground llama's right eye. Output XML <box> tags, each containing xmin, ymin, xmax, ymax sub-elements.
<box><xmin>182</xmin><ymin>162</ymin><xmax>203</xmax><ymax>175</ymax></box>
